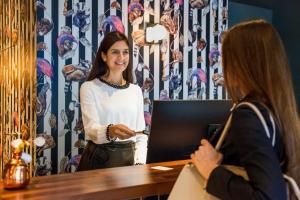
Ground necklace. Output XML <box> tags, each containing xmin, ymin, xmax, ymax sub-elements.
<box><xmin>99</xmin><ymin>78</ymin><xmax>129</xmax><ymax>89</ymax></box>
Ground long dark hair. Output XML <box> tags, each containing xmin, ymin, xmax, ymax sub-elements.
<box><xmin>222</xmin><ymin>19</ymin><xmax>300</xmax><ymax>185</ymax></box>
<box><xmin>87</xmin><ymin>31</ymin><xmax>133</xmax><ymax>82</ymax></box>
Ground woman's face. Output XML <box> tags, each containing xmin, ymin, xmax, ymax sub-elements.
<box><xmin>101</xmin><ymin>40</ymin><xmax>129</xmax><ymax>74</ymax></box>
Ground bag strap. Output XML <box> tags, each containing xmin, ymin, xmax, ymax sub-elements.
<box><xmin>215</xmin><ymin>103</ymin><xmax>236</xmax><ymax>151</ymax></box>
<box><xmin>237</xmin><ymin>102</ymin><xmax>276</xmax><ymax>146</ymax></box>
<box><xmin>284</xmin><ymin>174</ymin><xmax>300</xmax><ymax>199</ymax></box>
<box><xmin>216</xmin><ymin>101</ymin><xmax>276</xmax><ymax>150</ymax></box>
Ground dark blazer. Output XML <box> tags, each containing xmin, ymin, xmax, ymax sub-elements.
<box><xmin>207</xmin><ymin>101</ymin><xmax>287</xmax><ymax>200</ymax></box>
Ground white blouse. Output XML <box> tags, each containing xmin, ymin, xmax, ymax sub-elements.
<box><xmin>80</xmin><ymin>78</ymin><xmax>148</xmax><ymax>164</ymax></box>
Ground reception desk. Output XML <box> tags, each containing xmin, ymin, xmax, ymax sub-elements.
<box><xmin>0</xmin><ymin>160</ymin><xmax>189</xmax><ymax>200</ymax></box>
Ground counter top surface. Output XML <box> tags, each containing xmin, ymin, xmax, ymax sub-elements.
<box><xmin>0</xmin><ymin>160</ymin><xmax>190</xmax><ymax>200</ymax></box>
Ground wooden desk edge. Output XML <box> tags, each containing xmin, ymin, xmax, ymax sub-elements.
<box><xmin>0</xmin><ymin>160</ymin><xmax>191</xmax><ymax>200</ymax></box>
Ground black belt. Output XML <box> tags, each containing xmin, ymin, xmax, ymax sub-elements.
<box><xmin>86</xmin><ymin>140</ymin><xmax>134</xmax><ymax>150</ymax></box>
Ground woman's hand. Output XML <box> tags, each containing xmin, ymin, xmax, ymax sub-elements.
<box><xmin>109</xmin><ymin>124</ymin><xmax>135</xmax><ymax>140</ymax></box>
<box><xmin>191</xmin><ymin>139</ymin><xmax>223</xmax><ymax>180</ymax></box>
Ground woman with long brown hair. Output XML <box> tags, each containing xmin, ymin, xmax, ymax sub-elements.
<box><xmin>78</xmin><ymin>31</ymin><xmax>147</xmax><ymax>170</ymax></box>
<box><xmin>191</xmin><ymin>19</ymin><xmax>300</xmax><ymax>199</ymax></box>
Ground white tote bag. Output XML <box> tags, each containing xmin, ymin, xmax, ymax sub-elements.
<box><xmin>168</xmin><ymin>163</ymin><xmax>248</xmax><ymax>200</ymax></box>
<box><xmin>168</xmin><ymin>102</ymin><xmax>300</xmax><ymax>200</ymax></box>
<box><xmin>168</xmin><ymin>163</ymin><xmax>218</xmax><ymax>200</ymax></box>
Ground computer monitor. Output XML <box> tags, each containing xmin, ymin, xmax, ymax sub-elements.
<box><xmin>146</xmin><ymin>100</ymin><xmax>232</xmax><ymax>163</ymax></box>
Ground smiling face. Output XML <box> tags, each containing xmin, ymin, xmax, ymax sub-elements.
<box><xmin>101</xmin><ymin>40</ymin><xmax>130</xmax><ymax>74</ymax></box>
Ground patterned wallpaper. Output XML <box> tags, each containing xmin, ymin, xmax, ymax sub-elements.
<box><xmin>36</xmin><ymin>0</ymin><xmax>228</xmax><ymax>175</ymax></box>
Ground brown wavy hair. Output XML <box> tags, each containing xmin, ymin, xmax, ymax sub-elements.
<box><xmin>87</xmin><ymin>31</ymin><xmax>133</xmax><ymax>82</ymax></box>
<box><xmin>222</xmin><ymin>19</ymin><xmax>300</xmax><ymax>185</ymax></box>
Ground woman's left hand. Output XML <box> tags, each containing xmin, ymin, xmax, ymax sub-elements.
<box><xmin>191</xmin><ymin>139</ymin><xmax>223</xmax><ymax>180</ymax></box>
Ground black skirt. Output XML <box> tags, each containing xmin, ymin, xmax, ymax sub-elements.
<box><xmin>77</xmin><ymin>140</ymin><xmax>135</xmax><ymax>171</ymax></box>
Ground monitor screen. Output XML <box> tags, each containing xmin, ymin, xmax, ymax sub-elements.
<box><xmin>146</xmin><ymin>100</ymin><xmax>232</xmax><ymax>163</ymax></box>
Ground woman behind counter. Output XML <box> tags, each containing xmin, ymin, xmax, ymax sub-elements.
<box><xmin>191</xmin><ymin>20</ymin><xmax>300</xmax><ymax>199</ymax></box>
<box><xmin>78</xmin><ymin>31</ymin><xmax>147</xmax><ymax>171</ymax></box>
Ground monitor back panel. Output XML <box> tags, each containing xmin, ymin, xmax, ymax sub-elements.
<box><xmin>146</xmin><ymin>100</ymin><xmax>232</xmax><ymax>163</ymax></box>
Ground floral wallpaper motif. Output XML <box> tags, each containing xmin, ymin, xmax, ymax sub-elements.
<box><xmin>36</xmin><ymin>0</ymin><xmax>228</xmax><ymax>175</ymax></box>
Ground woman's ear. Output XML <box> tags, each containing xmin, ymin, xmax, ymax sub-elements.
<box><xmin>101</xmin><ymin>52</ymin><xmax>107</xmax><ymax>62</ymax></box>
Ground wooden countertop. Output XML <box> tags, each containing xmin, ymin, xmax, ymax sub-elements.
<box><xmin>0</xmin><ymin>160</ymin><xmax>190</xmax><ymax>200</ymax></box>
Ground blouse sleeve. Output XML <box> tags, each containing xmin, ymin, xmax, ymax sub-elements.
<box><xmin>134</xmin><ymin>87</ymin><xmax>148</xmax><ymax>164</ymax></box>
<box><xmin>80</xmin><ymin>83</ymin><xmax>108</xmax><ymax>144</ymax></box>
<box><xmin>206</xmin><ymin>107</ymin><xmax>286</xmax><ymax>200</ymax></box>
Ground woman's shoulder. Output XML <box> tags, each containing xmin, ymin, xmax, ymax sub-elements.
<box><xmin>232</xmin><ymin>100</ymin><xmax>277</xmax><ymax>140</ymax></box>
<box><xmin>128</xmin><ymin>83</ymin><xmax>143</xmax><ymax>93</ymax></box>
<box><xmin>234</xmin><ymin>100</ymin><xmax>269</xmax><ymax>119</ymax></box>
<box><xmin>80</xmin><ymin>79</ymin><xmax>103</xmax><ymax>92</ymax></box>
<box><xmin>81</xmin><ymin>79</ymin><xmax>101</xmax><ymax>88</ymax></box>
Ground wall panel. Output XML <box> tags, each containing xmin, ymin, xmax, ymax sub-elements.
<box><xmin>0</xmin><ymin>0</ymin><xmax>36</xmax><ymax>176</ymax></box>
<box><xmin>36</xmin><ymin>0</ymin><xmax>228</xmax><ymax>175</ymax></box>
